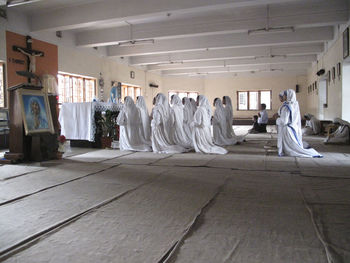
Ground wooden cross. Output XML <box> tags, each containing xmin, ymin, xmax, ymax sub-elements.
<box><xmin>13</xmin><ymin>36</ymin><xmax>44</xmax><ymax>83</ymax></box>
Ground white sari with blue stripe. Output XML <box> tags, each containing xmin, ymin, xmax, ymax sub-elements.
<box><xmin>276</xmin><ymin>90</ymin><xmax>322</xmax><ymax>158</ymax></box>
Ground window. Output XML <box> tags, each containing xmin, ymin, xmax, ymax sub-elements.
<box><xmin>0</xmin><ymin>62</ymin><xmax>5</xmax><ymax>108</ymax></box>
<box><xmin>237</xmin><ymin>90</ymin><xmax>271</xmax><ymax>110</ymax></box>
<box><xmin>57</xmin><ymin>73</ymin><xmax>96</xmax><ymax>105</ymax></box>
<box><xmin>168</xmin><ymin>91</ymin><xmax>199</xmax><ymax>103</ymax></box>
<box><xmin>121</xmin><ymin>84</ymin><xmax>141</xmax><ymax>102</ymax></box>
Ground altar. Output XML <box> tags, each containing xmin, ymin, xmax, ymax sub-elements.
<box><xmin>59</xmin><ymin>102</ymin><xmax>123</xmax><ymax>144</ymax></box>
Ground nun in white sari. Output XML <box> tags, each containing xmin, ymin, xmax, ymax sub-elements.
<box><xmin>276</xmin><ymin>89</ymin><xmax>322</xmax><ymax>158</ymax></box>
<box><xmin>223</xmin><ymin>96</ymin><xmax>246</xmax><ymax>142</ymax></box>
<box><xmin>136</xmin><ymin>96</ymin><xmax>151</xmax><ymax>143</ymax></box>
<box><xmin>191</xmin><ymin>95</ymin><xmax>227</xmax><ymax>154</ymax></box>
<box><xmin>276</xmin><ymin>91</ymin><xmax>286</xmax><ymax>150</ymax></box>
<box><xmin>151</xmin><ymin>93</ymin><xmax>186</xmax><ymax>153</ymax></box>
<box><xmin>213</xmin><ymin>98</ymin><xmax>237</xmax><ymax>146</ymax></box>
<box><xmin>324</xmin><ymin>118</ymin><xmax>350</xmax><ymax>144</ymax></box>
<box><xmin>182</xmin><ymin>97</ymin><xmax>194</xmax><ymax>145</ymax></box>
<box><xmin>189</xmin><ymin>98</ymin><xmax>197</xmax><ymax>116</ymax></box>
<box><xmin>116</xmin><ymin>96</ymin><xmax>152</xmax><ymax>152</ymax></box>
<box><xmin>302</xmin><ymin>114</ymin><xmax>321</xmax><ymax>135</ymax></box>
<box><xmin>171</xmin><ymin>95</ymin><xmax>192</xmax><ymax>148</ymax></box>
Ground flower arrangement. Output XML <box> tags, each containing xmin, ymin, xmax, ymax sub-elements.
<box><xmin>58</xmin><ymin>135</ymin><xmax>66</xmax><ymax>153</ymax></box>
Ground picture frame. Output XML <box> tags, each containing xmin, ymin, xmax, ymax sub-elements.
<box><xmin>337</xmin><ymin>62</ymin><xmax>341</xmax><ymax>78</ymax></box>
<box><xmin>327</xmin><ymin>70</ymin><xmax>331</xmax><ymax>83</ymax></box>
<box><xmin>312</xmin><ymin>83</ymin><xmax>315</xmax><ymax>91</ymax></box>
<box><xmin>130</xmin><ymin>71</ymin><xmax>135</xmax><ymax>79</ymax></box>
<box><xmin>314</xmin><ymin>81</ymin><xmax>317</xmax><ymax>90</ymax></box>
<box><xmin>18</xmin><ymin>89</ymin><xmax>54</xmax><ymax>135</ymax></box>
<box><xmin>332</xmin><ymin>66</ymin><xmax>336</xmax><ymax>81</ymax></box>
<box><xmin>343</xmin><ymin>27</ymin><xmax>349</xmax><ymax>59</ymax></box>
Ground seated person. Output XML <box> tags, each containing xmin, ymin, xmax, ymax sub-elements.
<box><xmin>302</xmin><ymin>114</ymin><xmax>321</xmax><ymax>135</ymax></box>
<box><xmin>324</xmin><ymin>118</ymin><xmax>350</xmax><ymax>144</ymax></box>
<box><xmin>249</xmin><ymin>104</ymin><xmax>268</xmax><ymax>133</ymax></box>
<box><xmin>248</xmin><ymin>115</ymin><xmax>260</xmax><ymax>134</ymax></box>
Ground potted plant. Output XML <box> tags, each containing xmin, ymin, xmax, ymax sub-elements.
<box><xmin>97</xmin><ymin>110</ymin><xmax>118</xmax><ymax>148</ymax></box>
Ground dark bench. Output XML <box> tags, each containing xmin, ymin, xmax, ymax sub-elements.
<box><xmin>232</xmin><ymin>118</ymin><xmax>276</xmax><ymax>125</ymax></box>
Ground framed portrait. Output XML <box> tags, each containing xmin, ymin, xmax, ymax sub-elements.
<box><xmin>343</xmin><ymin>27</ymin><xmax>349</xmax><ymax>59</ymax></box>
<box><xmin>332</xmin><ymin>67</ymin><xmax>336</xmax><ymax>81</ymax></box>
<box><xmin>337</xmin><ymin>62</ymin><xmax>341</xmax><ymax>78</ymax></box>
<box><xmin>18</xmin><ymin>89</ymin><xmax>54</xmax><ymax>135</ymax></box>
<box><xmin>327</xmin><ymin>70</ymin><xmax>331</xmax><ymax>83</ymax></box>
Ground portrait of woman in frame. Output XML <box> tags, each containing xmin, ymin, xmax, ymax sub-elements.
<box><xmin>18</xmin><ymin>89</ymin><xmax>54</xmax><ymax>135</ymax></box>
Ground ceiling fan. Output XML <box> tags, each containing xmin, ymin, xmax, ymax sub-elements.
<box><xmin>0</xmin><ymin>0</ymin><xmax>43</xmax><ymax>18</ymax></box>
<box><xmin>2</xmin><ymin>0</ymin><xmax>43</xmax><ymax>7</ymax></box>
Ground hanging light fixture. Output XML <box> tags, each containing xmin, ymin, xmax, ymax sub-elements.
<box><xmin>248</xmin><ymin>5</ymin><xmax>294</xmax><ymax>35</ymax></box>
<box><xmin>117</xmin><ymin>22</ymin><xmax>155</xmax><ymax>46</ymax></box>
<box><xmin>6</xmin><ymin>0</ymin><xmax>43</xmax><ymax>7</ymax></box>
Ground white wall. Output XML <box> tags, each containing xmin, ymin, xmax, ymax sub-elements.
<box><xmin>0</xmin><ymin>9</ymin><xmax>162</xmax><ymax>110</ymax></box>
<box><xmin>306</xmin><ymin>21</ymin><xmax>350</xmax><ymax>121</ymax></box>
<box><xmin>342</xmin><ymin>63</ymin><xmax>350</xmax><ymax>121</ymax></box>
<box><xmin>2</xmin><ymin>8</ymin><xmax>349</xmax><ymax>119</ymax></box>
<box><xmin>162</xmin><ymin>74</ymin><xmax>307</xmax><ymax>118</ymax></box>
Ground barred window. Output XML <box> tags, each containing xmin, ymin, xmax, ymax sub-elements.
<box><xmin>168</xmin><ymin>91</ymin><xmax>198</xmax><ymax>103</ymax></box>
<box><xmin>237</xmin><ymin>90</ymin><xmax>271</xmax><ymax>110</ymax></box>
<box><xmin>57</xmin><ymin>72</ymin><xmax>96</xmax><ymax>105</ymax></box>
<box><xmin>0</xmin><ymin>62</ymin><xmax>5</xmax><ymax>108</ymax></box>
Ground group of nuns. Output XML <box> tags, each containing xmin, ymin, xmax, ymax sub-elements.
<box><xmin>117</xmin><ymin>94</ymin><xmax>241</xmax><ymax>155</ymax></box>
<box><xmin>117</xmin><ymin>90</ymin><xmax>322</xmax><ymax>158</ymax></box>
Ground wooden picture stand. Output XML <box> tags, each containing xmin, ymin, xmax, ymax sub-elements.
<box><xmin>1</xmin><ymin>84</ymin><xmax>59</xmax><ymax>163</ymax></box>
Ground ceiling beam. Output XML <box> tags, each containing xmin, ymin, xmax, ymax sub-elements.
<box><xmin>161</xmin><ymin>62</ymin><xmax>310</xmax><ymax>75</ymax></box>
<box><xmin>130</xmin><ymin>44</ymin><xmax>324</xmax><ymax>65</ymax></box>
<box><xmin>76</xmin><ymin>0</ymin><xmax>347</xmax><ymax>47</ymax></box>
<box><xmin>29</xmin><ymin>0</ymin><xmax>302</xmax><ymax>32</ymax></box>
<box><xmin>146</xmin><ymin>55</ymin><xmax>317</xmax><ymax>71</ymax></box>
<box><xmin>107</xmin><ymin>27</ymin><xmax>332</xmax><ymax>57</ymax></box>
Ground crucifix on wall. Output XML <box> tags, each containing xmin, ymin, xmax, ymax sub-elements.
<box><xmin>12</xmin><ymin>36</ymin><xmax>44</xmax><ymax>83</ymax></box>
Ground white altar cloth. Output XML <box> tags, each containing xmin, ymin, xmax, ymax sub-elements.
<box><xmin>59</xmin><ymin>102</ymin><xmax>122</xmax><ymax>141</ymax></box>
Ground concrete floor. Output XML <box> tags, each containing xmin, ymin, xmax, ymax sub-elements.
<box><xmin>0</xmin><ymin>133</ymin><xmax>350</xmax><ymax>262</ymax></box>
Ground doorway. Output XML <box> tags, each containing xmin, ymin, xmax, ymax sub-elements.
<box><xmin>342</xmin><ymin>62</ymin><xmax>350</xmax><ymax>122</ymax></box>
<box><xmin>318</xmin><ymin>79</ymin><xmax>327</xmax><ymax>120</ymax></box>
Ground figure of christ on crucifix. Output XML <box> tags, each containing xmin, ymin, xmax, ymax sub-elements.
<box><xmin>13</xmin><ymin>36</ymin><xmax>45</xmax><ymax>82</ymax></box>
<box><xmin>16</xmin><ymin>47</ymin><xmax>43</xmax><ymax>74</ymax></box>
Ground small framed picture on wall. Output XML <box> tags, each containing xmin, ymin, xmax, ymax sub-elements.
<box><xmin>343</xmin><ymin>27</ymin><xmax>349</xmax><ymax>59</ymax></box>
<box><xmin>327</xmin><ymin>70</ymin><xmax>331</xmax><ymax>83</ymax></box>
<box><xmin>332</xmin><ymin>67</ymin><xmax>336</xmax><ymax>81</ymax></box>
<box><xmin>337</xmin><ymin>62</ymin><xmax>341</xmax><ymax>78</ymax></box>
<box><xmin>314</xmin><ymin>81</ymin><xmax>317</xmax><ymax>90</ymax></box>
